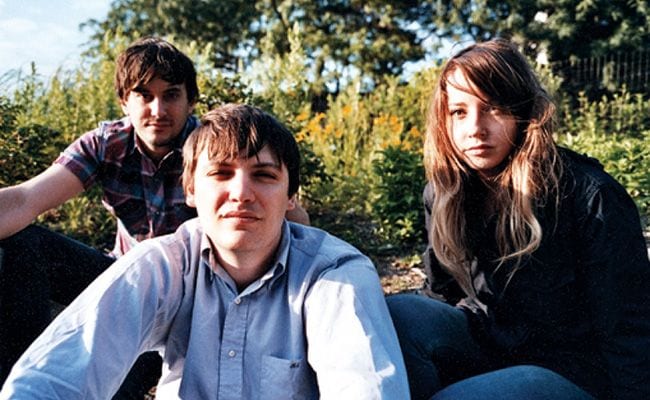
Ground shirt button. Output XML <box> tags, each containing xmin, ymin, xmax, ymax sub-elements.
<box><xmin>228</xmin><ymin>350</ymin><xmax>236</xmax><ymax>358</ymax></box>
<box><xmin>234</xmin><ymin>298</ymin><xmax>241</xmax><ymax>305</ymax></box>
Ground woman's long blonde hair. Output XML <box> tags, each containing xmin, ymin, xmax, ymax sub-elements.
<box><xmin>424</xmin><ymin>38</ymin><xmax>561</xmax><ymax>294</ymax></box>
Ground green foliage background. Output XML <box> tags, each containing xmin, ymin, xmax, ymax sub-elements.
<box><xmin>1</xmin><ymin>31</ymin><xmax>648</xmax><ymax>261</ymax></box>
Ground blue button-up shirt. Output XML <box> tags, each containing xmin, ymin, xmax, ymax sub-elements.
<box><xmin>1</xmin><ymin>219</ymin><xmax>410</xmax><ymax>399</ymax></box>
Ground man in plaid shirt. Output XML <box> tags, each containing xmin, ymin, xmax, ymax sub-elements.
<box><xmin>0</xmin><ymin>37</ymin><xmax>200</xmax><ymax>399</ymax></box>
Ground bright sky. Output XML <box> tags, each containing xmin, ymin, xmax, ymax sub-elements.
<box><xmin>0</xmin><ymin>0</ymin><xmax>111</xmax><ymax>80</ymax></box>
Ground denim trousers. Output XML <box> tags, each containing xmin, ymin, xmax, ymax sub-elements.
<box><xmin>387</xmin><ymin>294</ymin><xmax>595</xmax><ymax>400</ymax></box>
<box><xmin>0</xmin><ymin>225</ymin><xmax>161</xmax><ymax>399</ymax></box>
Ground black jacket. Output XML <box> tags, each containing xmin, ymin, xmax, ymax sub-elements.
<box><xmin>422</xmin><ymin>147</ymin><xmax>650</xmax><ymax>400</ymax></box>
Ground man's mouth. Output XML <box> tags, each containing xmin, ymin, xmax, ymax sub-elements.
<box><xmin>222</xmin><ymin>211</ymin><xmax>260</xmax><ymax>221</ymax></box>
<box><xmin>146</xmin><ymin>120</ymin><xmax>172</xmax><ymax>128</ymax></box>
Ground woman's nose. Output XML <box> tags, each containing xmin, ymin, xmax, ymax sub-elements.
<box><xmin>466</xmin><ymin>111</ymin><xmax>487</xmax><ymax>138</ymax></box>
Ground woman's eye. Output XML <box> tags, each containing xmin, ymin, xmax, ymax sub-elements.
<box><xmin>486</xmin><ymin>105</ymin><xmax>507</xmax><ymax>116</ymax></box>
<box><xmin>450</xmin><ymin>109</ymin><xmax>465</xmax><ymax>118</ymax></box>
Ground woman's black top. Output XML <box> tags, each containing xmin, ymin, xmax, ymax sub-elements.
<box><xmin>422</xmin><ymin>147</ymin><xmax>650</xmax><ymax>400</ymax></box>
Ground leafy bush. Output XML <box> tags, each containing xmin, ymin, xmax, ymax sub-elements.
<box><xmin>1</xmin><ymin>31</ymin><xmax>648</xmax><ymax>262</ymax></box>
<box><xmin>558</xmin><ymin>131</ymin><xmax>650</xmax><ymax>221</ymax></box>
<box><xmin>371</xmin><ymin>145</ymin><xmax>426</xmax><ymax>249</ymax></box>
<box><xmin>556</xmin><ymin>88</ymin><xmax>650</xmax><ymax>223</ymax></box>
<box><xmin>559</xmin><ymin>88</ymin><xmax>650</xmax><ymax>139</ymax></box>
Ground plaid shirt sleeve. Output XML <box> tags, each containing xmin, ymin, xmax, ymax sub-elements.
<box><xmin>54</xmin><ymin>119</ymin><xmax>131</xmax><ymax>189</ymax></box>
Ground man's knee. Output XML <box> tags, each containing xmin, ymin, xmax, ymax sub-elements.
<box><xmin>0</xmin><ymin>225</ymin><xmax>50</xmax><ymax>264</ymax></box>
<box><xmin>0</xmin><ymin>225</ymin><xmax>51</xmax><ymax>280</ymax></box>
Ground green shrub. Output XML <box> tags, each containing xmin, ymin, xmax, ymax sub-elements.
<box><xmin>558</xmin><ymin>131</ymin><xmax>650</xmax><ymax>221</ymax></box>
<box><xmin>295</xmin><ymin>67</ymin><xmax>437</xmax><ymax>251</ymax></box>
<box><xmin>559</xmin><ymin>88</ymin><xmax>650</xmax><ymax>139</ymax></box>
<box><xmin>2</xmin><ymin>32</ymin><xmax>647</xmax><ymax>261</ymax></box>
<box><xmin>557</xmin><ymin>87</ymin><xmax>650</xmax><ymax>223</ymax></box>
<box><xmin>371</xmin><ymin>145</ymin><xmax>426</xmax><ymax>248</ymax></box>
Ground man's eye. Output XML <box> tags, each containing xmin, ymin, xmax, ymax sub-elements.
<box><xmin>256</xmin><ymin>172</ymin><xmax>278</xmax><ymax>180</ymax></box>
<box><xmin>208</xmin><ymin>170</ymin><xmax>230</xmax><ymax>177</ymax></box>
<box><xmin>165</xmin><ymin>91</ymin><xmax>181</xmax><ymax>101</ymax></box>
<box><xmin>135</xmin><ymin>92</ymin><xmax>153</xmax><ymax>102</ymax></box>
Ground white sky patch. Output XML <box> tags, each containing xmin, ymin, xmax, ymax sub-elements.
<box><xmin>0</xmin><ymin>0</ymin><xmax>110</xmax><ymax>81</ymax></box>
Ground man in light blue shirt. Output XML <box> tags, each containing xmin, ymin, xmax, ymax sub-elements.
<box><xmin>0</xmin><ymin>104</ymin><xmax>410</xmax><ymax>399</ymax></box>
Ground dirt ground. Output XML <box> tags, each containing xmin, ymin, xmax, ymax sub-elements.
<box><xmin>376</xmin><ymin>255</ymin><xmax>426</xmax><ymax>295</ymax></box>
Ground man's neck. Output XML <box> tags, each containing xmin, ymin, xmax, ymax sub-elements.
<box><xmin>216</xmin><ymin>247</ymin><xmax>278</xmax><ymax>291</ymax></box>
<box><xmin>137</xmin><ymin>139</ymin><xmax>173</xmax><ymax>164</ymax></box>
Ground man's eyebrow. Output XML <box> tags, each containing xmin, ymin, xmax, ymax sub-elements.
<box><xmin>132</xmin><ymin>86</ymin><xmax>150</xmax><ymax>93</ymax></box>
<box><xmin>206</xmin><ymin>160</ymin><xmax>281</xmax><ymax>169</ymax></box>
<box><xmin>253</xmin><ymin>161</ymin><xmax>283</xmax><ymax>170</ymax></box>
<box><xmin>132</xmin><ymin>83</ymin><xmax>183</xmax><ymax>93</ymax></box>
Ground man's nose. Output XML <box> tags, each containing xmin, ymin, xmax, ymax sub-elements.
<box><xmin>150</xmin><ymin>97</ymin><xmax>167</xmax><ymax>117</ymax></box>
<box><xmin>228</xmin><ymin>173</ymin><xmax>255</xmax><ymax>202</ymax></box>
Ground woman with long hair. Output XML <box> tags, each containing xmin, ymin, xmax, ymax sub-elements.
<box><xmin>388</xmin><ymin>38</ymin><xmax>650</xmax><ymax>400</ymax></box>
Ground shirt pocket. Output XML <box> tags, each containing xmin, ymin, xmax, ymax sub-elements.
<box><xmin>259</xmin><ymin>355</ymin><xmax>315</xmax><ymax>400</ymax></box>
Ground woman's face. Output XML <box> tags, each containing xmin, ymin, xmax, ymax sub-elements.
<box><xmin>446</xmin><ymin>68</ymin><xmax>518</xmax><ymax>178</ymax></box>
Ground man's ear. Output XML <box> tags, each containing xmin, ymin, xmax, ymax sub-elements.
<box><xmin>285</xmin><ymin>195</ymin><xmax>311</xmax><ymax>225</ymax></box>
<box><xmin>120</xmin><ymin>99</ymin><xmax>129</xmax><ymax>116</ymax></box>
<box><xmin>185</xmin><ymin>187</ymin><xmax>196</xmax><ymax>207</ymax></box>
<box><xmin>287</xmin><ymin>194</ymin><xmax>297</xmax><ymax>211</ymax></box>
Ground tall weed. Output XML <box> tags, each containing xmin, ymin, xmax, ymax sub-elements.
<box><xmin>557</xmin><ymin>88</ymin><xmax>650</xmax><ymax>222</ymax></box>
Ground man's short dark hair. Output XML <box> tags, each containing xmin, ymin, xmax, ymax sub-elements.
<box><xmin>115</xmin><ymin>37</ymin><xmax>199</xmax><ymax>104</ymax></box>
<box><xmin>182</xmin><ymin>104</ymin><xmax>301</xmax><ymax>197</ymax></box>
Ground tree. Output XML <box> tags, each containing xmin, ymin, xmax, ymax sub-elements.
<box><xmin>532</xmin><ymin>0</ymin><xmax>650</xmax><ymax>61</ymax></box>
<box><xmin>83</xmin><ymin>0</ymin><xmax>259</xmax><ymax>71</ymax></box>
<box><xmin>83</xmin><ymin>0</ymin><xmax>430</xmax><ymax>93</ymax></box>
<box><xmin>85</xmin><ymin>0</ymin><xmax>650</xmax><ymax>100</ymax></box>
<box><xmin>426</xmin><ymin>0</ymin><xmax>650</xmax><ymax>61</ymax></box>
<box><xmin>425</xmin><ymin>0</ymin><xmax>650</xmax><ymax>98</ymax></box>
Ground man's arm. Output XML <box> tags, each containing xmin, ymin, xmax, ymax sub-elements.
<box><xmin>0</xmin><ymin>164</ymin><xmax>84</xmax><ymax>239</ymax></box>
<box><xmin>0</xmin><ymin>238</ymin><xmax>180</xmax><ymax>399</ymax></box>
<box><xmin>304</xmin><ymin>261</ymin><xmax>410</xmax><ymax>399</ymax></box>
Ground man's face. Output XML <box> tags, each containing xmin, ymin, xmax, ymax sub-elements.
<box><xmin>186</xmin><ymin>145</ymin><xmax>296</xmax><ymax>261</ymax></box>
<box><xmin>121</xmin><ymin>77</ymin><xmax>194</xmax><ymax>161</ymax></box>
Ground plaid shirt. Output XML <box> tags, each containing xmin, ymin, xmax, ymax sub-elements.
<box><xmin>55</xmin><ymin>116</ymin><xmax>199</xmax><ymax>256</ymax></box>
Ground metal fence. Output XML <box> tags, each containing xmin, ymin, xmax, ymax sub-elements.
<box><xmin>551</xmin><ymin>50</ymin><xmax>650</xmax><ymax>95</ymax></box>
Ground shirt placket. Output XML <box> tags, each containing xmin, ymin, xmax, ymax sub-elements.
<box><xmin>218</xmin><ymin>295</ymin><xmax>250</xmax><ymax>399</ymax></box>
<box><xmin>143</xmin><ymin>164</ymin><xmax>166</xmax><ymax>237</ymax></box>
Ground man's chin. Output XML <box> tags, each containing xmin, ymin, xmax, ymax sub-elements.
<box><xmin>213</xmin><ymin>233</ymin><xmax>256</xmax><ymax>250</ymax></box>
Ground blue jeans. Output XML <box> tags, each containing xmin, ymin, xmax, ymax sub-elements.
<box><xmin>0</xmin><ymin>225</ymin><xmax>161</xmax><ymax>399</ymax></box>
<box><xmin>387</xmin><ymin>294</ymin><xmax>595</xmax><ymax>400</ymax></box>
